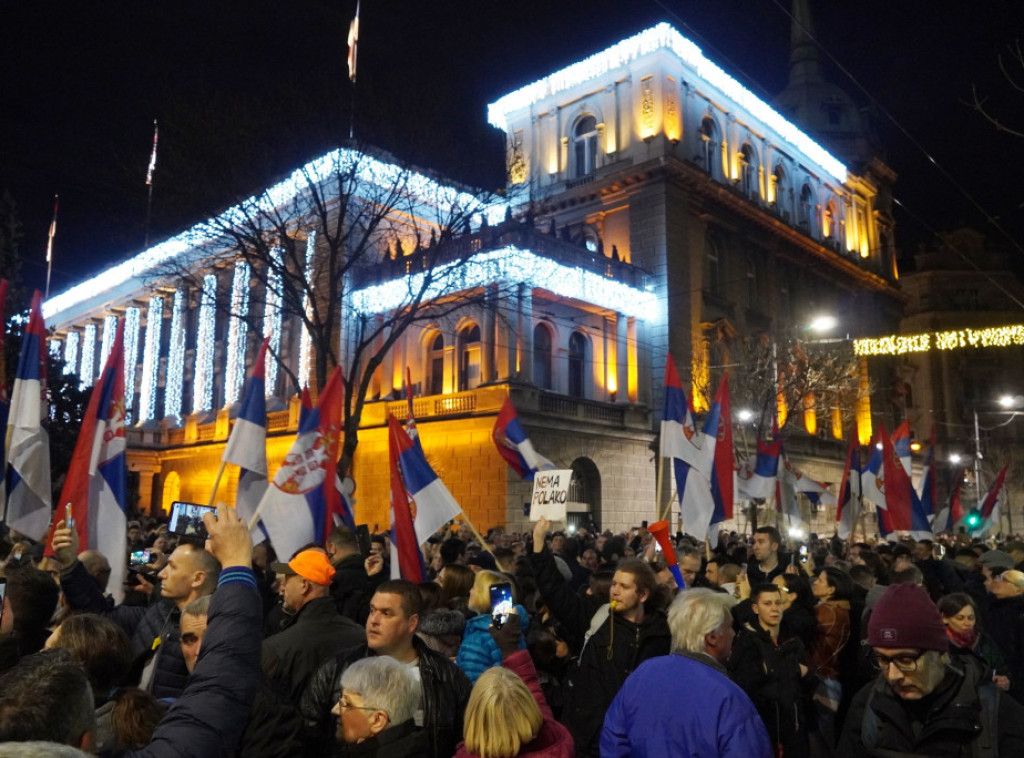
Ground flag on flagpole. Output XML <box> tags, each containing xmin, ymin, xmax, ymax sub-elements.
<box><xmin>709</xmin><ymin>373</ymin><xmax>734</xmax><ymax>525</ymax></box>
<box><xmin>223</xmin><ymin>337</ymin><xmax>270</xmax><ymax>542</ymax></box>
<box><xmin>916</xmin><ymin>427</ymin><xmax>936</xmax><ymax>513</ymax></box>
<box><xmin>0</xmin><ymin>279</ymin><xmax>9</xmax><ymax>508</ymax></box>
<box><xmin>255</xmin><ymin>367</ymin><xmax>344</xmax><ymax>560</ymax></box>
<box><xmin>347</xmin><ymin>0</ymin><xmax>360</xmax><ymax>83</ymax></box>
<box><xmin>146</xmin><ymin>120</ymin><xmax>159</xmax><ymax>186</ymax></box>
<box><xmin>319</xmin><ymin>370</ymin><xmax>355</xmax><ymax>533</ymax></box>
<box><xmin>836</xmin><ymin>438</ymin><xmax>861</xmax><ymax>539</ymax></box>
<box><xmin>659</xmin><ymin>355</ymin><xmax>714</xmax><ymax>477</ymax></box>
<box><xmin>57</xmin><ymin>319</ymin><xmax>128</xmax><ymax>602</ymax></box>
<box><xmin>880</xmin><ymin>425</ymin><xmax>914</xmax><ymax>531</ymax></box>
<box><xmin>977</xmin><ymin>464</ymin><xmax>1008</xmax><ymax>535</ymax></box>
<box><xmin>299</xmin><ymin>386</ymin><xmax>314</xmax><ymax>428</ymax></box>
<box><xmin>736</xmin><ymin>415</ymin><xmax>782</xmax><ymax>500</ymax></box>
<box><xmin>4</xmin><ymin>291</ymin><xmax>51</xmax><ymax>540</ymax></box>
<box><xmin>677</xmin><ymin>398</ymin><xmax>721</xmax><ymax>543</ymax></box>
<box><xmin>389</xmin><ymin>414</ymin><xmax>461</xmax><ymax>546</ymax></box>
<box><xmin>492</xmin><ymin>397</ymin><xmax>555</xmax><ymax>480</ymax></box>
<box><xmin>860</xmin><ymin>437</ymin><xmax>885</xmax><ymax>509</ymax></box>
<box><xmin>388</xmin><ymin>415</ymin><xmax>427</xmax><ymax>582</ymax></box>
<box><xmin>892</xmin><ymin>420</ymin><xmax>912</xmax><ymax>476</ymax></box>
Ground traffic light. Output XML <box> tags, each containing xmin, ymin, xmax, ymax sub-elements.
<box><xmin>965</xmin><ymin>511</ymin><xmax>982</xmax><ymax>529</ymax></box>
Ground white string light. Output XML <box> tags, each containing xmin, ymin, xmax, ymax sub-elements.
<box><xmin>166</xmin><ymin>289</ymin><xmax>185</xmax><ymax>421</ymax></box>
<box><xmin>63</xmin><ymin>331</ymin><xmax>79</xmax><ymax>376</ymax></box>
<box><xmin>100</xmin><ymin>315</ymin><xmax>117</xmax><ymax>369</ymax></box>
<box><xmin>123</xmin><ymin>306</ymin><xmax>140</xmax><ymax>422</ymax></box>
<box><xmin>80</xmin><ymin>324</ymin><xmax>97</xmax><ymax>390</ymax></box>
<box><xmin>298</xmin><ymin>234</ymin><xmax>316</xmax><ymax>389</ymax></box>
<box><xmin>487</xmin><ymin>22</ymin><xmax>846</xmax><ymax>184</ymax></box>
<box><xmin>193</xmin><ymin>274</ymin><xmax>218</xmax><ymax>413</ymax></box>
<box><xmin>138</xmin><ymin>296</ymin><xmax>163</xmax><ymax>423</ymax></box>
<box><xmin>225</xmin><ymin>262</ymin><xmax>251</xmax><ymax>405</ymax></box>
<box><xmin>263</xmin><ymin>248</ymin><xmax>283</xmax><ymax>395</ymax></box>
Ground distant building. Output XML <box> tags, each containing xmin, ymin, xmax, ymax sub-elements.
<box><xmin>43</xmin><ymin>21</ymin><xmax>903</xmax><ymax>535</ymax></box>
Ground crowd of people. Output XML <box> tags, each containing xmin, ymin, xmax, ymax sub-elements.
<box><xmin>1</xmin><ymin>509</ymin><xmax>1024</xmax><ymax>757</ymax></box>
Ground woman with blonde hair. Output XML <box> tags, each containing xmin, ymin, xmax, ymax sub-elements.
<box><xmin>455</xmin><ymin>570</ymin><xmax>529</xmax><ymax>683</ymax></box>
<box><xmin>457</xmin><ymin>615</ymin><xmax>573</xmax><ymax>758</ymax></box>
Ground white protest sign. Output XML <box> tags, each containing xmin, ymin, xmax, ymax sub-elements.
<box><xmin>529</xmin><ymin>469</ymin><xmax>572</xmax><ymax>522</ymax></box>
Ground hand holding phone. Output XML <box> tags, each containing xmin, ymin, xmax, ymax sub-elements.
<box><xmin>65</xmin><ymin>503</ymin><xmax>75</xmax><ymax>531</ymax></box>
<box><xmin>169</xmin><ymin>501</ymin><xmax>217</xmax><ymax>540</ymax></box>
<box><xmin>490</xmin><ymin>582</ymin><xmax>513</xmax><ymax>630</ymax></box>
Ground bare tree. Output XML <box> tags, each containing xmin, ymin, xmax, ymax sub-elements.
<box><xmin>158</xmin><ymin>144</ymin><xmax>509</xmax><ymax>476</ymax></box>
<box><xmin>969</xmin><ymin>40</ymin><xmax>1024</xmax><ymax>139</ymax></box>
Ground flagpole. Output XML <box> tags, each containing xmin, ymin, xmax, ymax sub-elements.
<box><xmin>207</xmin><ymin>460</ymin><xmax>229</xmax><ymax>506</ymax></box>
<box><xmin>44</xmin><ymin>195</ymin><xmax>58</xmax><ymax>300</ymax></box>
<box><xmin>145</xmin><ymin>119</ymin><xmax>158</xmax><ymax>249</ymax></box>
<box><xmin>347</xmin><ymin>0</ymin><xmax>360</xmax><ymax>141</ymax></box>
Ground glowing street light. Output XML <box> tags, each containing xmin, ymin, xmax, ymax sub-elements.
<box><xmin>809</xmin><ymin>314</ymin><xmax>838</xmax><ymax>333</ymax></box>
<box><xmin>737</xmin><ymin>408</ymin><xmax>754</xmax><ymax>422</ymax></box>
<box><xmin>949</xmin><ymin>453</ymin><xmax>962</xmax><ymax>464</ymax></box>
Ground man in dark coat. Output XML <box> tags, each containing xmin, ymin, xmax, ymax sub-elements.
<box><xmin>325</xmin><ymin>525</ymin><xmax>374</xmax><ymax>624</ymax></box>
<box><xmin>261</xmin><ymin>548</ymin><xmax>365</xmax><ymax>704</ymax></box>
<box><xmin>52</xmin><ymin>519</ymin><xmax>220</xmax><ymax>700</ymax></box>
<box><xmin>728</xmin><ymin>583</ymin><xmax>812</xmax><ymax>758</ymax></box>
<box><xmin>838</xmin><ymin>582</ymin><xmax>1024</xmax><ymax>757</ymax></box>
<box><xmin>529</xmin><ymin>517</ymin><xmax>671</xmax><ymax>758</ymax></box>
<box><xmin>300</xmin><ymin>579</ymin><xmax>471</xmax><ymax>758</ymax></box>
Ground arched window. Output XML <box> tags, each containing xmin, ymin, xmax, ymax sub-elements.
<box><xmin>568</xmin><ymin>332</ymin><xmax>587</xmax><ymax>398</ymax></box>
<box><xmin>426</xmin><ymin>333</ymin><xmax>444</xmax><ymax>395</ymax></box>
<box><xmin>458</xmin><ymin>324</ymin><xmax>481</xmax><ymax>391</ymax></box>
<box><xmin>799</xmin><ymin>184</ymin><xmax>814</xmax><ymax>231</ymax></box>
<box><xmin>533</xmin><ymin>323</ymin><xmax>553</xmax><ymax>390</ymax></box>
<box><xmin>162</xmin><ymin>471</ymin><xmax>181</xmax><ymax>515</ymax></box>
<box><xmin>773</xmin><ymin>164</ymin><xmax>790</xmax><ymax>218</ymax></box>
<box><xmin>568</xmin><ymin>457</ymin><xmax>602</xmax><ymax>531</ymax></box>
<box><xmin>700</xmin><ymin>116</ymin><xmax>718</xmax><ymax>177</ymax></box>
<box><xmin>739</xmin><ymin>143</ymin><xmax>757</xmax><ymax>197</ymax></box>
<box><xmin>705</xmin><ymin>234</ymin><xmax>726</xmax><ymax>297</ymax></box>
<box><xmin>823</xmin><ymin>200</ymin><xmax>836</xmax><ymax>238</ymax></box>
<box><xmin>573</xmin><ymin>116</ymin><xmax>598</xmax><ymax>178</ymax></box>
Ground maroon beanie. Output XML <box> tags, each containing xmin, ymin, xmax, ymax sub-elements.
<box><xmin>868</xmin><ymin>583</ymin><xmax>948</xmax><ymax>652</ymax></box>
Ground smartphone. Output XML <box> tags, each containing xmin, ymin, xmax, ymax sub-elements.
<box><xmin>489</xmin><ymin>582</ymin><xmax>514</xmax><ymax>630</ymax></box>
<box><xmin>169</xmin><ymin>501</ymin><xmax>216</xmax><ymax>540</ymax></box>
<box><xmin>65</xmin><ymin>503</ymin><xmax>74</xmax><ymax>531</ymax></box>
<box><xmin>641</xmin><ymin>520</ymin><xmax>648</xmax><ymax>529</ymax></box>
<box><xmin>130</xmin><ymin>549</ymin><xmax>154</xmax><ymax>566</ymax></box>
<box><xmin>799</xmin><ymin>545</ymin><xmax>809</xmax><ymax>563</ymax></box>
<box><xmin>356</xmin><ymin>524</ymin><xmax>372</xmax><ymax>558</ymax></box>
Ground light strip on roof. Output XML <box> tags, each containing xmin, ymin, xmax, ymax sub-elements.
<box><xmin>166</xmin><ymin>289</ymin><xmax>185</xmax><ymax>421</ymax></box>
<box><xmin>193</xmin><ymin>274</ymin><xmax>217</xmax><ymax>414</ymax></box>
<box><xmin>487</xmin><ymin>22</ymin><xmax>847</xmax><ymax>184</ymax></box>
<box><xmin>225</xmin><ymin>262</ymin><xmax>250</xmax><ymax>406</ymax></box>
<box><xmin>349</xmin><ymin>245</ymin><xmax>658</xmax><ymax>320</ymax></box>
<box><xmin>138</xmin><ymin>296</ymin><xmax>163</xmax><ymax>423</ymax></box>
<box><xmin>80</xmin><ymin>323</ymin><xmax>96</xmax><ymax>390</ymax></box>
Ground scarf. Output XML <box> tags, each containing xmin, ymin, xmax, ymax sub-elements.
<box><xmin>945</xmin><ymin>625</ymin><xmax>978</xmax><ymax>650</ymax></box>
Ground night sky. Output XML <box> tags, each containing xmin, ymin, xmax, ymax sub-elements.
<box><xmin>4</xmin><ymin>1</ymin><xmax>1024</xmax><ymax>298</ymax></box>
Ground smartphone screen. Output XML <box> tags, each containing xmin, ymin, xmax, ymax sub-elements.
<box><xmin>169</xmin><ymin>501</ymin><xmax>216</xmax><ymax>540</ymax></box>
<box><xmin>65</xmin><ymin>503</ymin><xmax>75</xmax><ymax>530</ymax></box>
<box><xmin>130</xmin><ymin>550</ymin><xmax>152</xmax><ymax>566</ymax></box>
<box><xmin>799</xmin><ymin>545</ymin><xmax>808</xmax><ymax>563</ymax></box>
<box><xmin>489</xmin><ymin>582</ymin><xmax>513</xmax><ymax>630</ymax></box>
<box><xmin>356</xmin><ymin>524</ymin><xmax>372</xmax><ymax>557</ymax></box>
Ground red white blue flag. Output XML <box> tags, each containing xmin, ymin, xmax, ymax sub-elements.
<box><xmin>978</xmin><ymin>464</ymin><xmax>1008</xmax><ymax>535</ymax></box>
<box><xmin>709</xmin><ymin>373</ymin><xmax>734</xmax><ymax>524</ymax></box>
<box><xmin>4</xmin><ymin>291</ymin><xmax>51</xmax><ymax>540</ymax></box>
<box><xmin>492</xmin><ymin>397</ymin><xmax>555</xmax><ymax>480</ymax></box>
<box><xmin>879</xmin><ymin>425</ymin><xmax>914</xmax><ymax>531</ymax></box>
<box><xmin>58</xmin><ymin>319</ymin><xmax>128</xmax><ymax>601</ymax></box>
<box><xmin>836</xmin><ymin>437</ymin><xmax>861</xmax><ymax>539</ymax></box>
<box><xmin>223</xmin><ymin>337</ymin><xmax>270</xmax><ymax>542</ymax></box>
<box><xmin>737</xmin><ymin>414</ymin><xmax>782</xmax><ymax>500</ymax></box>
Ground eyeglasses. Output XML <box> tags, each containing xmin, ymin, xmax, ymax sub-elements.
<box><xmin>338</xmin><ymin>696</ymin><xmax>388</xmax><ymax>719</ymax></box>
<box><xmin>870</xmin><ymin>651</ymin><xmax>925</xmax><ymax>673</ymax></box>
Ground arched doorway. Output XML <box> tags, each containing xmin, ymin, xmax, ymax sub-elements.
<box><xmin>567</xmin><ymin>457</ymin><xmax>601</xmax><ymax>531</ymax></box>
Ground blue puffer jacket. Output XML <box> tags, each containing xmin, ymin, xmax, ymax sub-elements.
<box><xmin>455</xmin><ymin>605</ymin><xmax>529</xmax><ymax>684</ymax></box>
<box><xmin>601</xmin><ymin>651</ymin><xmax>772</xmax><ymax>758</ymax></box>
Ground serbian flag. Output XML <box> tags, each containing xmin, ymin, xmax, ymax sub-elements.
<box><xmin>4</xmin><ymin>291</ymin><xmax>51</xmax><ymax>540</ymax></box>
<box><xmin>709</xmin><ymin>373</ymin><xmax>734</xmax><ymax>524</ymax></box>
<box><xmin>677</xmin><ymin>397</ymin><xmax>721</xmax><ymax>543</ymax></box>
<box><xmin>299</xmin><ymin>387</ymin><xmax>314</xmax><ymax>428</ymax></box>
<box><xmin>892</xmin><ymin>420</ymin><xmax>913</xmax><ymax>476</ymax></box>
<box><xmin>321</xmin><ymin>373</ymin><xmax>355</xmax><ymax>533</ymax></box>
<box><xmin>388</xmin><ymin>415</ymin><xmax>427</xmax><ymax>582</ymax></box>
<box><xmin>0</xmin><ymin>279</ymin><xmax>9</xmax><ymax>507</ymax></box>
<box><xmin>836</xmin><ymin>438</ymin><xmax>861</xmax><ymax>539</ymax></box>
<box><xmin>737</xmin><ymin>415</ymin><xmax>781</xmax><ymax>500</ymax></box>
<box><xmin>879</xmin><ymin>425</ymin><xmax>913</xmax><ymax>531</ymax></box>
<box><xmin>977</xmin><ymin>465</ymin><xmax>1008</xmax><ymax>535</ymax></box>
<box><xmin>660</xmin><ymin>355</ymin><xmax>714</xmax><ymax>477</ymax></box>
<box><xmin>492</xmin><ymin>398</ymin><xmax>555</xmax><ymax>480</ymax></box>
<box><xmin>256</xmin><ymin>367</ymin><xmax>345</xmax><ymax>560</ymax></box>
<box><xmin>916</xmin><ymin>427</ymin><xmax>936</xmax><ymax>515</ymax></box>
<box><xmin>933</xmin><ymin>467</ymin><xmax>964</xmax><ymax>533</ymax></box>
<box><xmin>58</xmin><ymin>319</ymin><xmax>128</xmax><ymax>602</ymax></box>
<box><xmin>775</xmin><ymin>448</ymin><xmax>803</xmax><ymax>528</ymax></box>
<box><xmin>223</xmin><ymin>337</ymin><xmax>270</xmax><ymax>542</ymax></box>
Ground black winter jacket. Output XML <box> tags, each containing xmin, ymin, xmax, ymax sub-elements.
<box><xmin>61</xmin><ymin>560</ymin><xmax>188</xmax><ymax>700</ymax></box>
<box><xmin>261</xmin><ymin>595</ymin><xmax>365</xmax><ymax>705</ymax></box>
<box><xmin>837</xmin><ymin>656</ymin><xmax>1024</xmax><ymax>758</ymax></box>
<box><xmin>528</xmin><ymin>549</ymin><xmax>671</xmax><ymax>758</ymax></box>
<box><xmin>233</xmin><ymin>675</ymin><xmax>306</xmax><ymax>758</ymax></box>
<box><xmin>300</xmin><ymin>635</ymin><xmax>471</xmax><ymax>758</ymax></box>
<box><xmin>728</xmin><ymin>623</ymin><xmax>811</xmax><ymax>758</ymax></box>
<box><xmin>127</xmin><ymin>569</ymin><xmax>263</xmax><ymax>758</ymax></box>
<box><xmin>329</xmin><ymin>553</ymin><xmax>374</xmax><ymax>624</ymax></box>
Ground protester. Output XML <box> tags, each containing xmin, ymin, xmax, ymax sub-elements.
<box><xmin>675</xmin><ymin>545</ymin><xmax>702</xmax><ymax>589</ymax></box>
<box><xmin>808</xmin><ymin>566</ymin><xmax>853</xmax><ymax>750</ymax></box>
<box><xmin>729</xmin><ymin>583</ymin><xmax>811</xmax><ymax>758</ymax></box>
<box><xmin>1</xmin><ymin>565</ymin><xmax>60</xmax><ymax>665</ymax></box>
<box><xmin>838</xmin><ymin>582</ymin><xmax>1024</xmax><ymax>756</ymax></box>
<box><xmin>53</xmin><ymin>520</ymin><xmax>220</xmax><ymax>699</ymax></box>
<box><xmin>529</xmin><ymin>517</ymin><xmax>671</xmax><ymax>757</ymax></box>
<box><xmin>457</xmin><ymin>614</ymin><xmax>572</xmax><ymax>758</ymax></box>
<box><xmin>773</xmin><ymin>573</ymin><xmax>817</xmax><ymax>649</ymax></box>
<box><xmin>455</xmin><ymin>570</ymin><xmax>529</xmax><ymax>683</ymax></box>
<box><xmin>300</xmin><ymin>579</ymin><xmax>472</xmax><ymax>758</ymax></box>
<box><xmin>325</xmin><ymin>526</ymin><xmax>375</xmax><ymax>623</ymax></box>
<box><xmin>261</xmin><ymin>548</ymin><xmax>365</xmax><ymax>703</ymax></box>
<box><xmin>982</xmin><ymin>568</ymin><xmax>1024</xmax><ymax>703</ymax></box>
<box><xmin>601</xmin><ymin>587</ymin><xmax>772</xmax><ymax>757</ymax></box>
<box><xmin>937</xmin><ymin>592</ymin><xmax>1011</xmax><ymax>691</ymax></box>
<box><xmin>330</xmin><ymin>656</ymin><xmax>427</xmax><ymax>757</ymax></box>
<box><xmin>747</xmin><ymin>527</ymin><xmax>786</xmax><ymax>586</ymax></box>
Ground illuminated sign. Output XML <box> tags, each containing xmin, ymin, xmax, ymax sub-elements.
<box><xmin>854</xmin><ymin>324</ymin><xmax>1024</xmax><ymax>356</ymax></box>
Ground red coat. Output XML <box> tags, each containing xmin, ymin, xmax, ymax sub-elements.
<box><xmin>454</xmin><ymin>649</ymin><xmax>574</xmax><ymax>758</ymax></box>
<box><xmin>810</xmin><ymin>600</ymin><xmax>850</xmax><ymax>680</ymax></box>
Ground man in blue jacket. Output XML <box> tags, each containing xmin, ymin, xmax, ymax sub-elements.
<box><xmin>601</xmin><ymin>587</ymin><xmax>772</xmax><ymax>758</ymax></box>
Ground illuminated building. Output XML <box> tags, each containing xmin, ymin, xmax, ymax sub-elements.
<box><xmin>44</xmin><ymin>20</ymin><xmax>904</xmax><ymax>535</ymax></box>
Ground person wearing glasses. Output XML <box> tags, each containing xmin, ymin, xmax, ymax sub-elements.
<box><xmin>983</xmin><ymin>568</ymin><xmax>1024</xmax><ymax>705</ymax></box>
<box><xmin>331</xmin><ymin>656</ymin><xmax>427</xmax><ymax>757</ymax></box>
<box><xmin>837</xmin><ymin>583</ymin><xmax>1024</xmax><ymax>757</ymax></box>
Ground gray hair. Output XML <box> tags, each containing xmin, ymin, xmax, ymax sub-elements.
<box><xmin>667</xmin><ymin>588</ymin><xmax>735</xmax><ymax>654</ymax></box>
<box><xmin>0</xmin><ymin>743</ymin><xmax>93</xmax><ymax>757</ymax></box>
<box><xmin>183</xmin><ymin>594</ymin><xmax>213</xmax><ymax>618</ymax></box>
<box><xmin>340</xmin><ymin>657</ymin><xmax>421</xmax><ymax>726</ymax></box>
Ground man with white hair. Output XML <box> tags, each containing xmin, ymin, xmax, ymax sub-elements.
<box><xmin>331</xmin><ymin>656</ymin><xmax>426</xmax><ymax>753</ymax></box>
<box><xmin>601</xmin><ymin>587</ymin><xmax>771</xmax><ymax>758</ymax></box>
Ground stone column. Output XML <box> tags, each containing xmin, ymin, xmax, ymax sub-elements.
<box><xmin>518</xmin><ymin>285</ymin><xmax>533</xmax><ymax>384</ymax></box>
